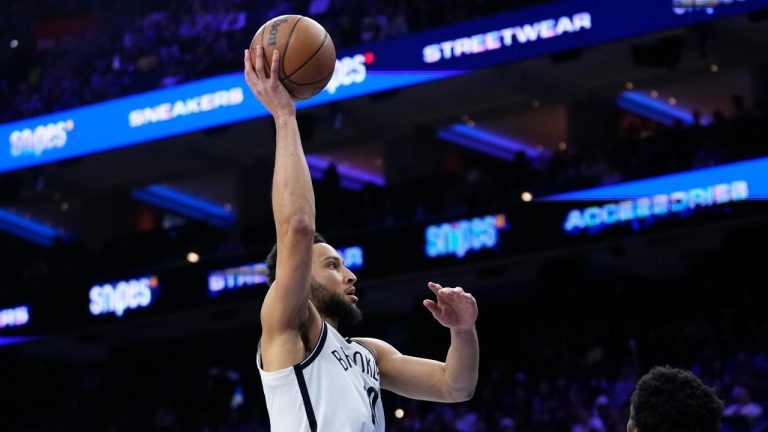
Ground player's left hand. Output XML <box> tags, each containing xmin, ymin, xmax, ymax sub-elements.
<box><xmin>423</xmin><ymin>282</ymin><xmax>478</xmax><ymax>330</ymax></box>
<box><xmin>244</xmin><ymin>47</ymin><xmax>295</xmax><ymax>120</ymax></box>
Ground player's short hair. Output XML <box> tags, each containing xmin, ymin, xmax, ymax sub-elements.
<box><xmin>631</xmin><ymin>365</ymin><xmax>723</xmax><ymax>432</ymax></box>
<box><xmin>265</xmin><ymin>233</ymin><xmax>327</xmax><ymax>284</ymax></box>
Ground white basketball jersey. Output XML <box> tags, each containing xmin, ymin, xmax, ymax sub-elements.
<box><xmin>257</xmin><ymin>322</ymin><xmax>386</xmax><ymax>432</ymax></box>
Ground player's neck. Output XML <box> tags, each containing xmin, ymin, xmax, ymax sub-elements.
<box><xmin>321</xmin><ymin>315</ymin><xmax>340</xmax><ymax>330</ymax></box>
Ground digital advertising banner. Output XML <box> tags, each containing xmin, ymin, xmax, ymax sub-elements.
<box><xmin>2</xmin><ymin>0</ymin><xmax>766</xmax><ymax>173</ymax></box>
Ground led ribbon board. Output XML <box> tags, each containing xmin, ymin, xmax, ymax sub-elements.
<box><xmin>383</xmin><ymin>0</ymin><xmax>767</xmax><ymax>71</ymax></box>
<box><xmin>0</xmin><ymin>66</ymin><xmax>459</xmax><ymax>174</ymax></box>
<box><xmin>539</xmin><ymin>155</ymin><xmax>768</xmax><ymax>233</ymax></box>
<box><xmin>208</xmin><ymin>262</ymin><xmax>268</xmax><ymax>295</ymax></box>
<box><xmin>207</xmin><ymin>246</ymin><xmax>363</xmax><ymax>296</ymax></box>
<box><xmin>2</xmin><ymin>0</ymin><xmax>767</xmax><ymax>173</ymax></box>
<box><xmin>673</xmin><ymin>0</ymin><xmax>750</xmax><ymax>15</ymax></box>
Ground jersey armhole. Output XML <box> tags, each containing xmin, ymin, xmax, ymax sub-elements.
<box><xmin>350</xmin><ymin>338</ymin><xmax>378</xmax><ymax>362</ymax></box>
<box><xmin>256</xmin><ymin>340</ymin><xmax>263</xmax><ymax>369</ymax></box>
<box><xmin>296</xmin><ymin>321</ymin><xmax>329</xmax><ymax>370</ymax></box>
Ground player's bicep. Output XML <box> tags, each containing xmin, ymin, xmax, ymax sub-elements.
<box><xmin>261</xmin><ymin>231</ymin><xmax>314</xmax><ymax>333</ymax></box>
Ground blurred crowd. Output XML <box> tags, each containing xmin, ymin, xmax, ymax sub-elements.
<box><xmin>1</xmin><ymin>0</ymin><xmax>532</xmax><ymax>123</ymax></box>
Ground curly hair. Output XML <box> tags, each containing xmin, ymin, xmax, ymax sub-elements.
<box><xmin>631</xmin><ymin>365</ymin><xmax>723</xmax><ymax>432</ymax></box>
<box><xmin>265</xmin><ymin>233</ymin><xmax>327</xmax><ymax>284</ymax></box>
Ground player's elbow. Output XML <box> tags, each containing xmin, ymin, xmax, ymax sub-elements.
<box><xmin>455</xmin><ymin>387</ymin><xmax>476</xmax><ymax>402</ymax></box>
<box><xmin>445</xmin><ymin>383</ymin><xmax>476</xmax><ymax>403</ymax></box>
<box><xmin>285</xmin><ymin>215</ymin><xmax>315</xmax><ymax>238</ymax></box>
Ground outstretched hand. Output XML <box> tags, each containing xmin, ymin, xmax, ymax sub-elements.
<box><xmin>244</xmin><ymin>47</ymin><xmax>295</xmax><ymax>119</ymax></box>
<box><xmin>422</xmin><ymin>282</ymin><xmax>478</xmax><ymax>331</ymax></box>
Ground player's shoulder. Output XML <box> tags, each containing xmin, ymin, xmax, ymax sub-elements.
<box><xmin>350</xmin><ymin>337</ymin><xmax>399</xmax><ymax>361</ymax></box>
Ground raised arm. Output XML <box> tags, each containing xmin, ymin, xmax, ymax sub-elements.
<box><xmin>244</xmin><ymin>47</ymin><xmax>319</xmax><ymax>370</ymax></box>
<box><xmin>357</xmin><ymin>282</ymin><xmax>479</xmax><ymax>402</ymax></box>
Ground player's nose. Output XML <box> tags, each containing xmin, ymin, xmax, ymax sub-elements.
<box><xmin>345</xmin><ymin>268</ymin><xmax>357</xmax><ymax>285</ymax></box>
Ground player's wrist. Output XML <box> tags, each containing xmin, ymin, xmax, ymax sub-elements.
<box><xmin>451</xmin><ymin>325</ymin><xmax>477</xmax><ymax>335</ymax></box>
<box><xmin>273</xmin><ymin>110</ymin><xmax>297</xmax><ymax>124</ymax></box>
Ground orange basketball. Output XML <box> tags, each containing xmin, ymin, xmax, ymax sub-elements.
<box><xmin>250</xmin><ymin>15</ymin><xmax>337</xmax><ymax>101</ymax></box>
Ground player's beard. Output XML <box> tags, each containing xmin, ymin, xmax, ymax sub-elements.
<box><xmin>311</xmin><ymin>279</ymin><xmax>363</xmax><ymax>325</ymax></box>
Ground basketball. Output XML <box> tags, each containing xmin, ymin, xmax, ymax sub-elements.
<box><xmin>249</xmin><ymin>15</ymin><xmax>337</xmax><ymax>101</ymax></box>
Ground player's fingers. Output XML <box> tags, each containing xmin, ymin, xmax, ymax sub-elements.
<box><xmin>437</xmin><ymin>287</ymin><xmax>462</xmax><ymax>298</ymax></box>
<box><xmin>244</xmin><ymin>50</ymin><xmax>253</xmax><ymax>80</ymax></box>
<box><xmin>423</xmin><ymin>299</ymin><xmax>440</xmax><ymax>315</ymax></box>
<box><xmin>270</xmin><ymin>49</ymin><xmax>280</xmax><ymax>81</ymax></box>
<box><xmin>459</xmin><ymin>293</ymin><xmax>477</xmax><ymax>308</ymax></box>
<box><xmin>253</xmin><ymin>45</ymin><xmax>265</xmax><ymax>79</ymax></box>
<box><xmin>427</xmin><ymin>281</ymin><xmax>442</xmax><ymax>295</ymax></box>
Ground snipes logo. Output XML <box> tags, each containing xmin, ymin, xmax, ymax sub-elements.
<box><xmin>89</xmin><ymin>276</ymin><xmax>159</xmax><ymax>317</ymax></box>
<box><xmin>425</xmin><ymin>214</ymin><xmax>508</xmax><ymax>259</ymax></box>
<box><xmin>325</xmin><ymin>52</ymin><xmax>374</xmax><ymax>95</ymax></box>
<box><xmin>9</xmin><ymin>120</ymin><xmax>74</xmax><ymax>158</ymax></box>
<box><xmin>0</xmin><ymin>306</ymin><xmax>29</xmax><ymax>329</ymax></box>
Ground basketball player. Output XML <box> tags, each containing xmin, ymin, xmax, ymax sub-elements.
<box><xmin>243</xmin><ymin>46</ymin><xmax>479</xmax><ymax>432</ymax></box>
<box><xmin>627</xmin><ymin>365</ymin><xmax>723</xmax><ymax>432</ymax></box>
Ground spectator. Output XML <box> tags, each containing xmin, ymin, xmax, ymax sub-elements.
<box><xmin>723</xmin><ymin>385</ymin><xmax>764</xmax><ymax>432</ymax></box>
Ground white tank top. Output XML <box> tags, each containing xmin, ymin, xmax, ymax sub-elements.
<box><xmin>257</xmin><ymin>321</ymin><xmax>386</xmax><ymax>432</ymax></box>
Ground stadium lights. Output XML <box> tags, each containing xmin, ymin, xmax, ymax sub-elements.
<box><xmin>0</xmin><ymin>208</ymin><xmax>68</xmax><ymax>247</ymax></box>
<box><xmin>131</xmin><ymin>185</ymin><xmax>236</xmax><ymax>228</ymax></box>
<box><xmin>616</xmin><ymin>90</ymin><xmax>696</xmax><ymax>126</ymax></box>
<box><xmin>0</xmin><ymin>336</ymin><xmax>38</xmax><ymax>347</ymax></box>
<box><xmin>305</xmin><ymin>155</ymin><xmax>386</xmax><ymax>191</ymax></box>
<box><xmin>436</xmin><ymin>123</ymin><xmax>546</xmax><ymax>161</ymax></box>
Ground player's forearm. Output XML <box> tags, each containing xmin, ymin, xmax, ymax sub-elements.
<box><xmin>272</xmin><ymin>114</ymin><xmax>316</xmax><ymax>234</ymax></box>
<box><xmin>443</xmin><ymin>326</ymin><xmax>479</xmax><ymax>402</ymax></box>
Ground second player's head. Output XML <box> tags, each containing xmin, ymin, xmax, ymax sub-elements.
<box><xmin>628</xmin><ymin>365</ymin><xmax>723</xmax><ymax>432</ymax></box>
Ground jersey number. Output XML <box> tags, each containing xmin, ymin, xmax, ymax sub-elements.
<box><xmin>366</xmin><ymin>386</ymin><xmax>379</xmax><ymax>425</ymax></box>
